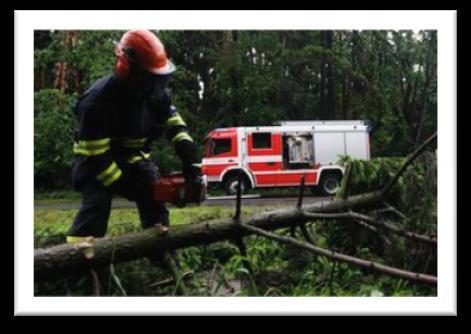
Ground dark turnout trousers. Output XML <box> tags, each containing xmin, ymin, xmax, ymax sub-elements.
<box><xmin>68</xmin><ymin>160</ymin><xmax>169</xmax><ymax>238</ymax></box>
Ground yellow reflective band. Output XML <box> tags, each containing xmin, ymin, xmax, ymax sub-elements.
<box><xmin>101</xmin><ymin>168</ymin><xmax>122</xmax><ymax>186</ymax></box>
<box><xmin>127</xmin><ymin>155</ymin><xmax>143</xmax><ymax>164</ymax></box>
<box><xmin>127</xmin><ymin>151</ymin><xmax>151</xmax><ymax>164</ymax></box>
<box><xmin>103</xmin><ymin>168</ymin><xmax>122</xmax><ymax>186</ymax></box>
<box><xmin>78</xmin><ymin>138</ymin><xmax>110</xmax><ymax>147</ymax></box>
<box><xmin>97</xmin><ymin>162</ymin><xmax>118</xmax><ymax>181</ymax></box>
<box><xmin>73</xmin><ymin>138</ymin><xmax>110</xmax><ymax>156</ymax></box>
<box><xmin>166</xmin><ymin>113</ymin><xmax>187</xmax><ymax>127</ymax></box>
<box><xmin>73</xmin><ymin>143</ymin><xmax>110</xmax><ymax>156</ymax></box>
<box><xmin>97</xmin><ymin>162</ymin><xmax>122</xmax><ymax>186</ymax></box>
<box><xmin>191</xmin><ymin>163</ymin><xmax>202</xmax><ymax>168</ymax></box>
<box><xmin>171</xmin><ymin>131</ymin><xmax>193</xmax><ymax>143</ymax></box>
<box><xmin>66</xmin><ymin>236</ymin><xmax>92</xmax><ymax>244</ymax></box>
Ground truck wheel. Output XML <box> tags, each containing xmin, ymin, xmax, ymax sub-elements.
<box><xmin>224</xmin><ymin>176</ymin><xmax>249</xmax><ymax>196</ymax></box>
<box><xmin>319</xmin><ymin>173</ymin><xmax>341</xmax><ymax>196</ymax></box>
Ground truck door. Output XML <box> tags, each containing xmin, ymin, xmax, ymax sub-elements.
<box><xmin>247</xmin><ymin>132</ymin><xmax>282</xmax><ymax>187</ymax></box>
<box><xmin>203</xmin><ymin>135</ymin><xmax>238</xmax><ymax>182</ymax></box>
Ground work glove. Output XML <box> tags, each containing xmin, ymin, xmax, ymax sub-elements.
<box><xmin>173</xmin><ymin>130</ymin><xmax>204</xmax><ymax>204</ymax></box>
<box><xmin>183</xmin><ymin>163</ymin><xmax>205</xmax><ymax>205</ymax></box>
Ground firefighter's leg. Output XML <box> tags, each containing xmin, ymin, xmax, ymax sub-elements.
<box><xmin>67</xmin><ymin>181</ymin><xmax>113</xmax><ymax>239</ymax></box>
<box><xmin>129</xmin><ymin>161</ymin><xmax>187</xmax><ymax>293</ymax></box>
<box><xmin>136</xmin><ymin>196</ymin><xmax>172</xmax><ymax>261</ymax></box>
<box><xmin>137</xmin><ymin>197</ymin><xmax>186</xmax><ymax>294</ymax></box>
<box><xmin>125</xmin><ymin>159</ymin><xmax>169</xmax><ymax>229</ymax></box>
<box><xmin>136</xmin><ymin>198</ymin><xmax>170</xmax><ymax>229</ymax></box>
<box><xmin>65</xmin><ymin>181</ymin><xmax>112</xmax><ymax>295</ymax></box>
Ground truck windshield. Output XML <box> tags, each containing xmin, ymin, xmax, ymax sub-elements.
<box><xmin>206</xmin><ymin>138</ymin><xmax>232</xmax><ymax>156</ymax></box>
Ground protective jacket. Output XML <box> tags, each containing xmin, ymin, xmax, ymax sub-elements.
<box><xmin>71</xmin><ymin>74</ymin><xmax>199</xmax><ymax>195</ymax></box>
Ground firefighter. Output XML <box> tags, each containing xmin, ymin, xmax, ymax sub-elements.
<box><xmin>66</xmin><ymin>30</ymin><xmax>201</xmax><ymax>243</ymax></box>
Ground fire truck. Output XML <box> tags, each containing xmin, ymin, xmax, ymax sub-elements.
<box><xmin>201</xmin><ymin>120</ymin><xmax>372</xmax><ymax>196</ymax></box>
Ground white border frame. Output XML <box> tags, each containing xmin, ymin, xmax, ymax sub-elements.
<box><xmin>15</xmin><ymin>10</ymin><xmax>456</xmax><ymax>315</ymax></box>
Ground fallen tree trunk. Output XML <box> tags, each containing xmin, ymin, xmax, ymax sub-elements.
<box><xmin>35</xmin><ymin>190</ymin><xmax>383</xmax><ymax>280</ymax></box>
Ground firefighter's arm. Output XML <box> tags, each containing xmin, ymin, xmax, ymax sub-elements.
<box><xmin>165</xmin><ymin>110</ymin><xmax>204</xmax><ymax>204</ymax></box>
<box><xmin>163</xmin><ymin>107</ymin><xmax>201</xmax><ymax>179</ymax></box>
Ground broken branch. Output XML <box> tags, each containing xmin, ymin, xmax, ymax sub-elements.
<box><xmin>382</xmin><ymin>132</ymin><xmax>437</xmax><ymax>196</ymax></box>
<box><xmin>239</xmin><ymin>223</ymin><xmax>437</xmax><ymax>286</ymax></box>
<box><xmin>302</xmin><ymin>211</ymin><xmax>437</xmax><ymax>246</ymax></box>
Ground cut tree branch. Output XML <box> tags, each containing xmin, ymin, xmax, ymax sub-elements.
<box><xmin>378</xmin><ymin>201</ymin><xmax>407</xmax><ymax>220</ymax></box>
<box><xmin>351</xmin><ymin>219</ymin><xmax>392</xmax><ymax>247</ymax></box>
<box><xmin>382</xmin><ymin>132</ymin><xmax>437</xmax><ymax>196</ymax></box>
<box><xmin>239</xmin><ymin>222</ymin><xmax>437</xmax><ymax>286</ymax></box>
<box><xmin>342</xmin><ymin>163</ymin><xmax>354</xmax><ymax>199</ymax></box>
<box><xmin>302</xmin><ymin>211</ymin><xmax>436</xmax><ymax>246</ymax></box>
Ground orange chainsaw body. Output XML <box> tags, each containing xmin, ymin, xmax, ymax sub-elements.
<box><xmin>153</xmin><ymin>172</ymin><xmax>206</xmax><ymax>207</ymax></box>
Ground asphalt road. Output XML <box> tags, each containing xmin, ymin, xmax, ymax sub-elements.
<box><xmin>34</xmin><ymin>195</ymin><xmax>332</xmax><ymax>210</ymax></box>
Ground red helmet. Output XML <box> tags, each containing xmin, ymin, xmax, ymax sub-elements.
<box><xmin>115</xmin><ymin>30</ymin><xmax>175</xmax><ymax>78</ymax></box>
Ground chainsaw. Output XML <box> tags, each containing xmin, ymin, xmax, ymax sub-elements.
<box><xmin>153</xmin><ymin>172</ymin><xmax>207</xmax><ymax>208</ymax></box>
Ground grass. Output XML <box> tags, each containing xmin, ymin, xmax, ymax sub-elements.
<box><xmin>35</xmin><ymin>189</ymin><xmax>82</xmax><ymax>200</ymax></box>
<box><xmin>35</xmin><ymin>185</ymin><xmax>316</xmax><ymax>202</ymax></box>
<box><xmin>34</xmin><ymin>205</ymin><xmax>264</xmax><ymax>248</ymax></box>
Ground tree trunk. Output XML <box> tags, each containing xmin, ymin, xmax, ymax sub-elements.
<box><xmin>53</xmin><ymin>62</ymin><xmax>67</xmax><ymax>91</ymax></box>
<box><xmin>415</xmin><ymin>32</ymin><xmax>436</xmax><ymax>147</ymax></box>
<box><xmin>341</xmin><ymin>78</ymin><xmax>351</xmax><ymax>119</ymax></box>
<box><xmin>319</xmin><ymin>31</ymin><xmax>335</xmax><ymax>119</ymax></box>
<box><xmin>35</xmin><ymin>190</ymin><xmax>384</xmax><ymax>280</ymax></box>
<box><xmin>320</xmin><ymin>56</ymin><xmax>326</xmax><ymax>119</ymax></box>
<box><xmin>221</xmin><ymin>31</ymin><xmax>241</xmax><ymax>126</ymax></box>
<box><xmin>325</xmin><ymin>32</ymin><xmax>335</xmax><ymax>120</ymax></box>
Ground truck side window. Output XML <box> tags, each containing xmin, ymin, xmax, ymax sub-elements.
<box><xmin>210</xmin><ymin>138</ymin><xmax>232</xmax><ymax>156</ymax></box>
<box><xmin>252</xmin><ymin>132</ymin><xmax>272</xmax><ymax>149</ymax></box>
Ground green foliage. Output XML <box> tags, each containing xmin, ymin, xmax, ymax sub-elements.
<box><xmin>327</xmin><ymin>154</ymin><xmax>437</xmax><ymax>274</ymax></box>
<box><xmin>336</xmin><ymin>155</ymin><xmax>406</xmax><ymax>198</ymax></box>
<box><xmin>336</xmin><ymin>153</ymin><xmax>436</xmax><ymax>216</ymax></box>
<box><xmin>34</xmin><ymin>89</ymin><xmax>75</xmax><ymax>189</ymax></box>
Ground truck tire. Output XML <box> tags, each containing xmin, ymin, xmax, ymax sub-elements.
<box><xmin>318</xmin><ymin>173</ymin><xmax>342</xmax><ymax>196</ymax></box>
<box><xmin>224</xmin><ymin>175</ymin><xmax>249</xmax><ymax>196</ymax></box>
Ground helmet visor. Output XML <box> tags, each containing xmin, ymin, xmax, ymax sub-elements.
<box><xmin>148</xmin><ymin>59</ymin><xmax>176</xmax><ymax>75</ymax></box>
